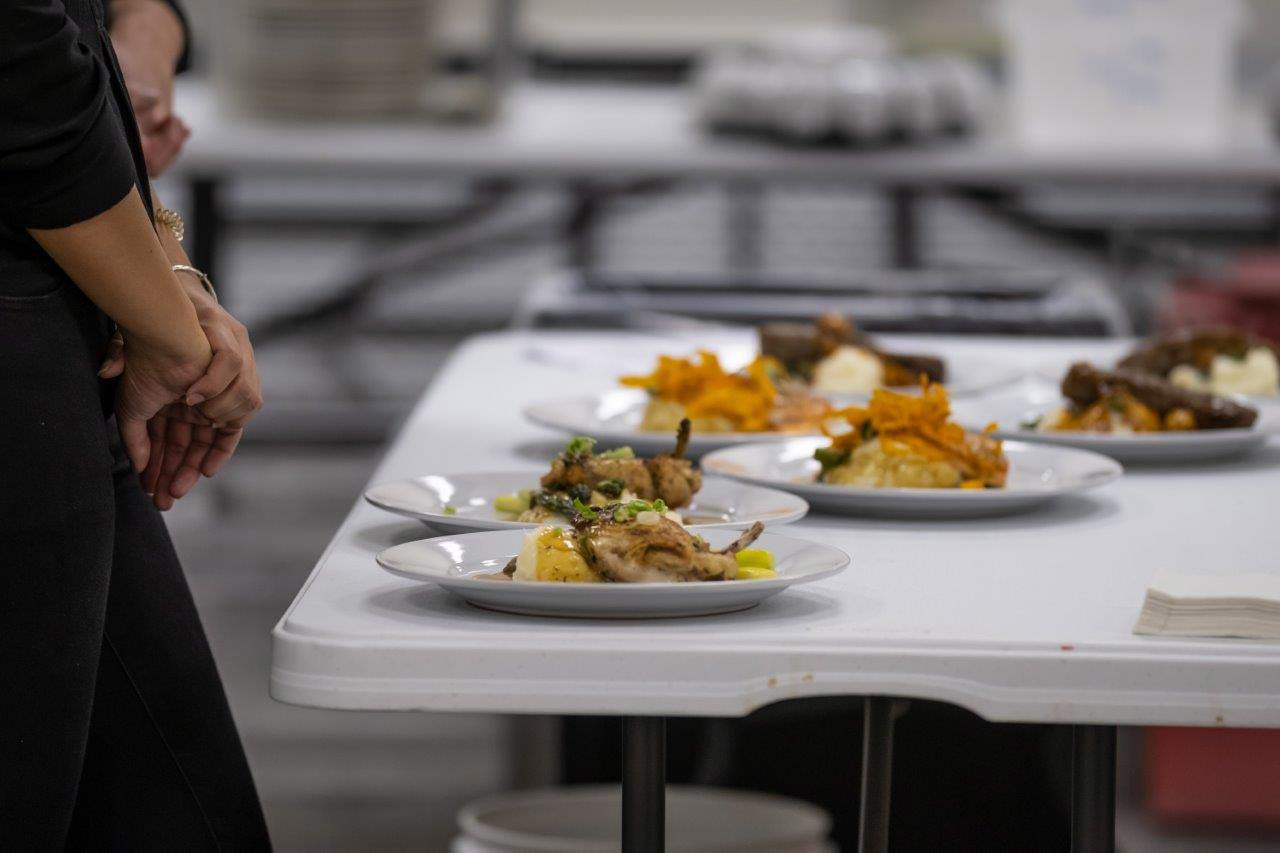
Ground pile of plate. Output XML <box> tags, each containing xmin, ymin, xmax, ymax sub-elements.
<box><xmin>217</xmin><ymin>0</ymin><xmax>435</xmax><ymax>119</ymax></box>
<box><xmin>694</xmin><ymin>27</ymin><xmax>992</xmax><ymax>145</ymax></box>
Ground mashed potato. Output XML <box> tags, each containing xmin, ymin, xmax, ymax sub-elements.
<box><xmin>639</xmin><ymin>398</ymin><xmax>736</xmax><ymax>433</ymax></box>
<box><xmin>512</xmin><ymin>527</ymin><xmax>602</xmax><ymax>583</ymax></box>
<box><xmin>822</xmin><ymin>438</ymin><xmax>966</xmax><ymax>488</ymax></box>
<box><xmin>1168</xmin><ymin>348</ymin><xmax>1280</xmax><ymax>397</ymax></box>
<box><xmin>811</xmin><ymin>346</ymin><xmax>884</xmax><ymax>394</ymax></box>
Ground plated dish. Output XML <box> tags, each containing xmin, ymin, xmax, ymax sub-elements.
<box><xmin>1026</xmin><ymin>363</ymin><xmax>1259</xmax><ymax>435</ymax></box>
<box><xmin>523</xmin><ymin>388</ymin><xmax>815</xmax><ymax>456</ymax></box>
<box><xmin>956</xmin><ymin>367</ymin><xmax>1270</xmax><ymax>464</ymax></box>
<box><xmin>376</xmin><ymin>527</ymin><xmax>850</xmax><ymax>618</ymax></box>
<box><xmin>813</xmin><ymin>382</ymin><xmax>1008</xmax><ymax>490</ymax></box>
<box><xmin>760</xmin><ymin>313</ymin><xmax>947</xmax><ymax>395</ymax></box>
<box><xmin>619</xmin><ymin>350</ymin><xmax>829</xmax><ymax>435</ymax></box>
<box><xmin>703</xmin><ymin>437</ymin><xmax>1122</xmax><ymax>518</ymax></box>
<box><xmin>502</xmin><ymin>422</ymin><xmax>701</xmax><ymax>524</ymax></box>
<box><xmin>364</xmin><ymin>424</ymin><xmax>810</xmax><ymax>533</ymax></box>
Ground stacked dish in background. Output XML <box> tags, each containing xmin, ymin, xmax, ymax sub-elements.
<box><xmin>216</xmin><ymin>0</ymin><xmax>435</xmax><ymax>118</ymax></box>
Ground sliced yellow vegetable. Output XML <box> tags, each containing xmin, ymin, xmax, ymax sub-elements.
<box><xmin>735</xmin><ymin>565</ymin><xmax>777</xmax><ymax>581</ymax></box>
<box><xmin>735</xmin><ymin>549</ymin><xmax>774</xmax><ymax>570</ymax></box>
<box><xmin>494</xmin><ymin>492</ymin><xmax>531</xmax><ymax>514</ymax></box>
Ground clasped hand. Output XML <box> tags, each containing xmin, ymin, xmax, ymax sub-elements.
<box><xmin>103</xmin><ymin>295</ymin><xmax>263</xmax><ymax>510</ymax></box>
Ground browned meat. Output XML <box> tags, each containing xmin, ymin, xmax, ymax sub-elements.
<box><xmin>880</xmin><ymin>354</ymin><xmax>947</xmax><ymax>385</ymax></box>
<box><xmin>581</xmin><ymin>519</ymin><xmax>763</xmax><ymax>583</ymax></box>
<box><xmin>541</xmin><ymin>457</ymin><xmax>655</xmax><ymax>498</ymax></box>
<box><xmin>759</xmin><ymin>321</ymin><xmax>838</xmax><ymax>377</ymax></box>
<box><xmin>1119</xmin><ymin>327</ymin><xmax>1279</xmax><ymax>378</ymax></box>
<box><xmin>1061</xmin><ymin>362</ymin><xmax>1258</xmax><ymax>430</ymax></box>
<box><xmin>540</xmin><ymin>422</ymin><xmax>703</xmax><ymax>505</ymax></box>
<box><xmin>759</xmin><ymin>313</ymin><xmax>945</xmax><ymax>382</ymax></box>
<box><xmin>644</xmin><ymin>418</ymin><xmax>700</xmax><ymax>508</ymax></box>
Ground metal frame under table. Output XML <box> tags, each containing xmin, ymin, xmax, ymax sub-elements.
<box><xmin>271</xmin><ymin>331</ymin><xmax>1280</xmax><ymax>852</ymax></box>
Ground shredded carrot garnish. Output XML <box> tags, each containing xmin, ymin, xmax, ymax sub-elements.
<box><xmin>621</xmin><ymin>351</ymin><xmax>784</xmax><ymax>432</ymax></box>
<box><xmin>821</xmin><ymin>380</ymin><xmax>1008</xmax><ymax>487</ymax></box>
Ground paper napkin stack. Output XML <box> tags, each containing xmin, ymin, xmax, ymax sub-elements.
<box><xmin>1134</xmin><ymin>572</ymin><xmax>1280</xmax><ymax>640</ymax></box>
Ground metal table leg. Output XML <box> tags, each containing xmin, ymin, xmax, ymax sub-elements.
<box><xmin>888</xmin><ymin>186</ymin><xmax>922</xmax><ymax>270</ymax></box>
<box><xmin>859</xmin><ymin>697</ymin><xmax>897</xmax><ymax>853</ymax></box>
<box><xmin>1071</xmin><ymin>725</ymin><xmax>1117</xmax><ymax>853</ymax></box>
<box><xmin>622</xmin><ymin>716</ymin><xmax>665</xmax><ymax>853</ymax></box>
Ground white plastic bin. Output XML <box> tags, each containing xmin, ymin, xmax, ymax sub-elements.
<box><xmin>451</xmin><ymin>785</ymin><xmax>833</xmax><ymax>853</ymax></box>
<box><xmin>997</xmin><ymin>0</ymin><xmax>1246</xmax><ymax>151</ymax></box>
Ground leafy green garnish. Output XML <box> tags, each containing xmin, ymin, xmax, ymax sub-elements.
<box><xmin>1020</xmin><ymin>415</ymin><xmax>1042</xmax><ymax>431</ymax></box>
<box><xmin>594</xmin><ymin>478</ymin><xmax>625</xmax><ymax>498</ymax></box>
<box><xmin>563</xmin><ymin>436</ymin><xmax>596</xmax><ymax>459</ymax></box>
<box><xmin>443</xmin><ymin>504</ymin><xmax>457</xmax><ymax>516</ymax></box>
<box><xmin>610</xmin><ymin>498</ymin><xmax>669</xmax><ymax>522</ymax></box>
<box><xmin>597</xmin><ymin>446</ymin><xmax>635</xmax><ymax>460</ymax></box>
<box><xmin>860</xmin><ymin>421</ymin><xmax>875</xmax><ymax>441</ymax></box>
<box><xmin>572</xmin><ymin>498</ymin><xmax>598</xmax><ymax>520</ymax></box>
<box><xmin>813</xmin><ymin>447</ymin><xmax>851</xmax><ymax>472</ymax></box>
<box><xmin>568</xmin><ymin>484</ymin><xmax>593</xmax><ymax>504</ymax></box>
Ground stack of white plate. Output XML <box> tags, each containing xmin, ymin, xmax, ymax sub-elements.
<box><xmin>695</xmin><ymin>27</ymin><xmax>992</xmax><ymax>145</ymax></box>
<box><xmin>218</xmin><ymin>0</ymin><xmax>435</xmax><ymax>119</ymax></box>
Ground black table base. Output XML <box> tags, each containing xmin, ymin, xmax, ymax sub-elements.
<box><xmin>615</xmin><ymin>706</ymin><xmax>1116</xmax><ymax>852</ymax></box>
<box><xmin>1071</xmin><ymin>724</ymin><xmax>1117</xmax><ymax>853</ymax></box>
<box><xmin>622</xmin><ymin>716</ymin><xmax>666</xmax><ymax>853</ymax></box>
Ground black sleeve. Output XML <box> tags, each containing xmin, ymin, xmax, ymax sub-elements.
<box><xmin>0</xmin><ymin>1</ymin><xmax>137</xmax><ymax>229</ymax></box>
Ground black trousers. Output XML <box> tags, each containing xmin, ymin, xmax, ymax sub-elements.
<box><xmin>0</xmin><ymin>282</ymin><xmax>270</xmax><ymax>850</ymax></box>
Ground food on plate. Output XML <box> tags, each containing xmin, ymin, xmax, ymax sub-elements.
<box><xmin>620</xmin><ymin>351</ymin><xmax>829</xmax><ymax>433</ymax></box>
<box><xmin>760</xmin><ymin>313</ymin><xmax>946</xmax><ymax>394</ymax></box>
<box><xmin>503</xmin><ymin>515</ymin><xmax>769</xmax><ymax>584</ymax></box>
<box><xmin>814</xmin><ymin>381</ymin><xmax>1007</xmax><ymax>489</ymax></box>
<box><xmin>1118</xmin><ymin>327</ymin><xmax>1280</xmax><ymax>397</ymax></box>
<box><xmin>494</xmin><ymin>422</ymin><xmax>703</xmax><ymax>523</ymax></box>
<box><xmin>1030</xmin><ymin>363</ymin><xmax>1259</xmax><ymax>434</ymax></box>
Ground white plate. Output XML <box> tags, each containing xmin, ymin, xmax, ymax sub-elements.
<box><xmin>702</xmin><ymin>438</ymin><xmax>1122</xmax><ymax>518</ymax></box>
<box><xmin>364</xmin><ymin>472</ymin><xmax>809</xmax><ymax>533</ymax></box>
<box><xmin>523</xmin><ymin>389</ymin><xmax>818</xmax><ymax>455</ymax></box>
<box><xmin>953</xmin><ymin>393</ymin><xmax>1274</xmax><ymax>464</ymax></box>
<box><xmin>375</xmin><ymin>529</ymin><xmax>849</xmax><ymax>619</ymax></box>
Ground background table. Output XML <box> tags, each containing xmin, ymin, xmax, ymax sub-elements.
<box><xmin>272</xmin><ymin>330</ymin><xmax>1280</xmax><ymax>851</ymax></box>
<box><xmin>172</xmin><ymin>80</ymin><xmax>1280</xmax><ymax>304</ymax></box>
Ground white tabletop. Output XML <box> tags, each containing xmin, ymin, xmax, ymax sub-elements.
<box><xmin>176</xmin><ymin>80</ymin><xmax>1280</xmax><ymax>186</ymax></box>
<box><xmin>271</xmin><ymin>331</ymin><xmax>1280</xmax><ymax>727</ymax></box>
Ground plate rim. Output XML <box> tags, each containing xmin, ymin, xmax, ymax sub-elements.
<box><xmin>364</xmin><ymin>471</ymin><xmax>811</xmax><ymax>530</ymax></box>
<box><xmin>375</xmin><ymin>528</ymin><xmax>850</xmax><ymax>593</ymax></box>
<box><xmin>700</xmin><ymin>437</ymin><xmax>1124</xmax><ymax>500</ymax></box>
<box><xmin>522</xmin><ymin>393</ymin><xmax>819</xmax><ymax>446</ymax></box>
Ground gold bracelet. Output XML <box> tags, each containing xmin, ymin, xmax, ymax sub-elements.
<box><xmin>173</xmin><ymin>264</ymin><xmax>218</xmax><ymax>302</ymax></box>
<box><xmin>155</xmin><ymin>206</ymin><xmax>185</xmax><ymax>242</ymax></box>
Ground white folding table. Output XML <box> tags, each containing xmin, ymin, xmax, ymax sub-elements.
<box><xmin>271</xmin><ymin>330</ymin><xmax>1280</xmax><ymax>852</ymax></box>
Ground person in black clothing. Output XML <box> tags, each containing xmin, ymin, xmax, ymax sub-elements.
<box><xmin>0</xmin><ymin>1</ymin><xmax>270</xmax><ymax>848</ymax></box>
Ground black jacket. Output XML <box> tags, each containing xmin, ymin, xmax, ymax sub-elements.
<box><xmin>0</xmin><ymin>0</ymin><xmax>188</xmax><ymax>296</ymax></box>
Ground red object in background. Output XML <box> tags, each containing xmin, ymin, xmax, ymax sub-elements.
<box><xmin>1145</xmin><ymin>727</ymin><xmax>1280</xmax><ymax>827</ymax></box>
<box><xmin>1163</xmin><ymin>252</ymin><xmax>1280</xmax><ymax>341</ymax></box>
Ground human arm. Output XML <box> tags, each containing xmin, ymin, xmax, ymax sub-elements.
<box><xmin>109</xmin><ymin>0</ymin><xmax>189</xmax><ymax>175</ymax></box>
<box><xmin>98</xmin><ymin>188</ymin><xmax>264</xmax><ymax>508</ymax></box>
<box><xmin>28</xmin><ymin>187</ymin><xmax>212</xmax><ymax>473</ymax></box>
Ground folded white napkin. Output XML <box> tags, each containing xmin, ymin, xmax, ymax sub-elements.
<box><xmin>1134</xmin><ymin>571</ymin><xmax>1280</xmax><ymax>640</ymax></box>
